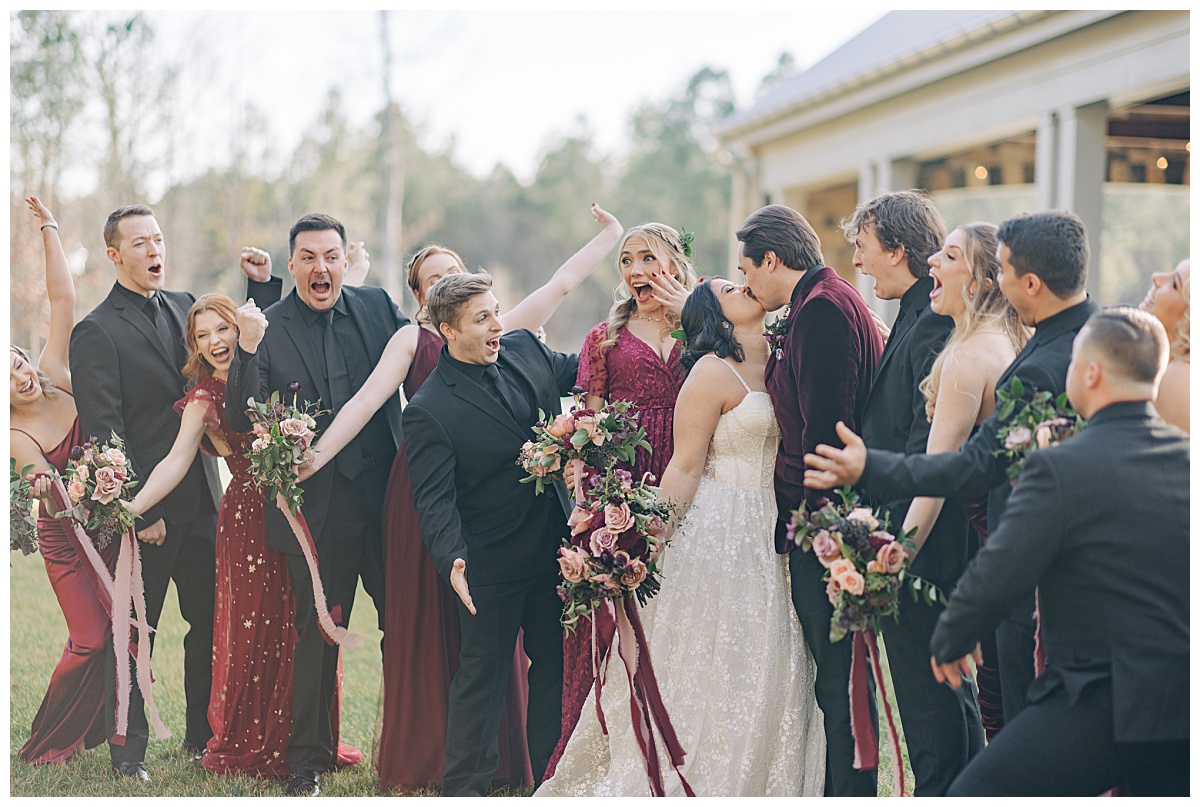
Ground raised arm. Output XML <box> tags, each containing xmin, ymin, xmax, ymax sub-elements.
<box><xmin>240</xmin><ymin>246</ymin><xmax>283</xmax><ymax>307</ymax></box>
<box><xmin>127</xmin><ymin>400</ymin><xmax>209</xmax><ymax>518</ymax></box>
<box><xmin>225</xmin><ymin>298</ymin><xmax>270</xmax><ymax>433</ymax></box>
<box><xmin>656</xmin><ymin>358</ymin><xmax>733</xmax><ymax>530</ymax></box>
<box><xmin>27</xmin><ymin>197</ymin><xmax>75</xmax><ymax>389</ymax></box>
<box><xmin>503</xmin><ymin>203</ymin><xmax>623</xmax><ymax>333</ymax></box>
<box><xmin>902</xmin><ymin>343</ymin><xmax>987</xmax><ymax>552</ymax></box>
<box><xmin>300</xmin><ymin>324</ymin><xmax>419</xmax><ymax>480</ymax></box>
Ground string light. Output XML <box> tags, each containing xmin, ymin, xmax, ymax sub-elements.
<box><xmin>974</xmin><ymin>165</ymin><xmax>988</xmax><ymax>180</ymax></box>
<box><xmin>1157</xmin><ymin>157</ymin><xmax>1169</xmax><ymax>170</ymax></box>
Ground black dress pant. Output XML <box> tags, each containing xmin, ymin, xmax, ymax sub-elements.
<box><xmin>996</xmin><ymin>589</ymin><xmax>1037</xmax><ymax>722</ymax></box>
<box><xmin>881</xmin><ymin>588</ymin><xmax>984</xmax><ymax>795</ymax></box>
<box><xmin>948</xmin><ymin>680</ymin><xmax>1189</xmax><ymax>796</ymax></box>
<box><xmin>284</xmin><ymin>471</ymin><xmax>373</xmax><ymax>774</ymax></box>
<box><xmin>444</xmin><ymin>573</ymin><xmax>563</xmax><ymax>797</ymax></box>
<box><xmin>788</xmin><ymin>544</ymin><xmax>878</xmax><ymax>796</ymax></box>
<box><xmin>109</xmin><ymin>506</ymin><xmax>217</xmax><ymax>763</ymax></box>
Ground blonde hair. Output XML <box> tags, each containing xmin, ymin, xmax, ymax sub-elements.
<box><xmin>1171</xmin><ymin>269</ymin><xmax>1190</xmax><ymax>360</ymax></box>
<box><xmin>920</xmin><ymin>223</ymin><xmax>1028</xmax><ymax>420</ymax></box>
<box><xmin>9</xmin><ymin>345</ymin><xmax>58</xmax><ymax>402</ymax></box>
<box><xmin>601</xmin><ymin>224</ymin><xmax>698</xmax><ymax>350</ymax></box>
<box><xmin>182</xmin><ymin>293</ymin><xmax>239</xmax><ymax>386</ymax></box>
<box><xmin>407</xmin><ymin>245</ymin><xmax>468</xmax><ymax>325</ymax></box>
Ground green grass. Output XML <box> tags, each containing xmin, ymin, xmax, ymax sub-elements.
<box><xmin>10</xmin><ymin>548</ymin><xmax>911</xmax><ymax>796</ymax></box>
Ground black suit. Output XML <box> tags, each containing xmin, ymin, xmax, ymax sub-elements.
<box><xmin>931</xmin><ymin>401</ymin><xmax>1189</xmax><ymax>796</ymax></box>
<box><xmin>70</xmin><ymin>283</ymin><xmax>223</xmax><ymax>759</ymax></box>
<box><xmin>859</xmin><ymin>276</ymin><xmax>982</xmax><ymax>795</ymax></box>
<box><xmin>404</xmin><ymin>329</ymin><xmax>576</xmax><ymax>796</ymax></box>
<box><xmin>860</xmin><ymin>297</ymin><xmax>1099</xmax><ymax>719</ymax></box>
<box><xmin>225</xmin><ymin>281</ymin><xmax>409</xmax><ymax>774</ymax></box>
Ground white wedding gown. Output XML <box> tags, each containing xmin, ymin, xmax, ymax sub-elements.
<box><xmin>536</xmin><ymin>362</ymin><xmax>825</xmax><ymax>797</ymax></box>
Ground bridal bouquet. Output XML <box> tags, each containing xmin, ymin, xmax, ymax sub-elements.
<box><xmin>788</xmin><ymin>486</ymin><xmax>942</xmax><ymax>644</ymax></box>
<box><xmin>56</xmin><ymin>432</ymin><xmax>140</xmax><ymax>550</ymax></box>
<box><xmin>244</xmin><ymin>386</ymin><xmax>323</xmax><ymax>516</ymax></box>
<box><xmin>519</xmin><ymin>386</ymin><xmax>652</xmax><ymax>496</ymax></box>
<box><xmin>993</xmin><ymin>378</ymin><xmax>1086</xmax><ymax>480</ymax></box>
<box><xmin>555</xmin><ymin>465</ymin><xmax>676</xmax><ymax>633</ymax></box>
<box><xmin>10</xmin><ymin>458</ymin><xmax>39</xmax><ymax>555</ymax></box>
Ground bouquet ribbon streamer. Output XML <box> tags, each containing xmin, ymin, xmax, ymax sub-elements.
<box><xmin>849</xmin><ymin>628</ymin><xmax>905</xmax><ymax>797</ymax></box>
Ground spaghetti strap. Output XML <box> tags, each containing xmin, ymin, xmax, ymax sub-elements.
<box><xmin>10</xmin><ymin>427</ymin><xmax>47</xmax><ymax>456</ymax></box>
<box><xmin>717</xmin><ymin>357</ymin><xmax>753</xmax><ymax>393</ymax></box>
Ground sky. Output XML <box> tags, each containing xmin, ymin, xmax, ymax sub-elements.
<box><xmin>146</xmin><ymin>9</ymin><xmax>888</xmax><ymax>186</ymax></box>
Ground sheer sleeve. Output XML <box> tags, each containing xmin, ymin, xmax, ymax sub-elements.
<box><xmin>576</xmin><ymin>321</ymin><xmax>610</xmax><ymax>400</ymax></box>
<box><xmin>173</xmin><ymin>378</ymin><xmax>225</xmax><ymax>457</ymax></box>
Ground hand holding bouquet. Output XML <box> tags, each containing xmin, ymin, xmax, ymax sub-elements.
<box><xmin>556</xmin><ymin>465</ymin><xmax>676</xmax><ymax>633</ymax></box>
<box><xmin>788</xmin><ymin>486</ymin><xmax>942</xmax><ymax>644</ymax></box>
<box><xmin>56</xmin><ymin>432</ymin><xmax>140</xmax><ymax>549</ymax></box>
<box><xmin>244</xmin><ymin>385</ymin><xmax>325</xmax><ymax>515</ymax></box>
<box><xmin>993</xmin><ymin>378</ymin><xmax>1086</xmax><ymax>480</ymax></box>
<box><xmin>519</xmin><ymin>386</ymin><xmax>652</xmax><ymax>496</ymax></box>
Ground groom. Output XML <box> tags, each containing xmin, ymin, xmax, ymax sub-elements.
<box><xmin>737</xmin><ymin>205</ymin><xmax>884</xmax><ymax>796</ymax></box>
<box><xmin>403</xmin><ymin>272</ymin><xmax>577</xmax><ymax>796</ymax></box>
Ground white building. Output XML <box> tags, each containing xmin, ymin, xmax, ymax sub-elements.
<box><xmin>718</xmin><ymin>10</ymin><xmax>1190</xmax><ymax>315</ymax></box>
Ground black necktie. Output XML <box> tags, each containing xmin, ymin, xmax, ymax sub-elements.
<box><xmin>322</xmin><ymin>310</ymin><xmax>361</xmax><ymax>478</ymax></box>
<box><xmin>146</xmin><ymin>294</ymin><xmax>176</xmax><ymax>359</ymax></box>
<box><xmin>483</xmin><ymin>363</ymin><xmax>518</xmax><ymax>420</ymax></box>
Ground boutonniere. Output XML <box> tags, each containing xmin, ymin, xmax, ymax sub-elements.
<box><xmin>764</xmin><ymin>307</ymin><xmax>791</xmax><ymax>361</ymax></box>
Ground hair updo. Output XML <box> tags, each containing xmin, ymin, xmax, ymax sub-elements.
<box><xmin>679</xmin><ymin>280</ymin><xmax>744</xmax><ymax>375</ymax></box>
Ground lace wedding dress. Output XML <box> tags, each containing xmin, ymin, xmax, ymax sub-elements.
<box><xmin>535</xmin><ymin>361</ymin><xmax>826</xmax><ymax>797</ymax></box>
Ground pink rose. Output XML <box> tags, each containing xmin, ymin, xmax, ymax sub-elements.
<box><xmin>67</xmin><ymin>476</ymin><xmax>87</xmax><ymax>503</ymax></box>
<box><xmin>1035</xmin><ymin>425</ymin><xmax>1052</xmax><ymax>449</ymax></box>
<box><xmin>846</xmin><ymin>507</ymin><xmax>880</xmax><ymax>531</ymax></box>
<box><xmin>251</xmin><ymin>434</ymin><xmax>270</xmax><ymax>452</ymax></box>
<box><xmin>91</xmin><ymin>465</ymin><xmax>122</xmax><ymax>505</ymax></box>
<box><xmin>546</xmin><ymin>413</ymin><xmax>576</xmax><ymax>439</ymax></box>
<box><xmin>589</xmin><ymin>527</ymin><xmax>618</xmax><ymax>557</ymax></box>
<box><xmin>589</xmin><ymin>572</ymin><xmax>623</xmax><ymax>593</ymax></box>
<box><xmin>603</xmin><ymin>502</ymin><xmax>634</xmax><ymax>533</ymax></box>
<box><xmin>644</xmin><ymin>514</ymin><xmax>666</xmax><ymax>536</ymax></box>
<box><xmin>74</xmin><ymin>463</ymin><xmax>89</xmax><ymax>483</ymax></box>
<box><xmin>558</xmin><ymin>546</ymin><xmax>590</xmax><ymax>584</ymax></box>
<box><xmin>280</xmin><ymin>418</ymin><xmax>308</xmax><ymax>438</ymax></box>
<box><xmin>1004</xmin><ymin>427</ymin><xmax>1032</xmax><ymax>451</ymax></box>
<box><xmin>573</xmin><ymin>414</ymin><xmax>605</xmax><ymax>447</ymax></box>
<box><xmin>836</xmin><ymin>568</ymin><xmax>865</xmax><ymax>597</ymax></box>
<box><xmin>865</xmin><ymin>559</ymin><xmax>884</xmax><ymax>574</ymax></box>
<box><xmin>102</xmin><ymin>447</ymin><xmax>127</xmax><ymax>467</ymax></box>
<box><xmin>811</xmin><ymin>529</ymin><xmax>842</xmax><ymax>568</ymax></box>
<box><xmin>567</xmin><ymin>506</ymin><xmax>594</xmax><ymax>536</ymax></box>
<box><xmin>825</xmin><ymin>576</ymin><xmax>843</xmax><ymax>605</ymax></box>
<box><xmin>876</xmin><ymin>541</ymin><xmax>907</xmax><ymax>574</ymax></box>
<box><xmin>828</xmin><ymin>558</ymin><xmax>855</xmax><ymax>579</ymax></box>
<box><xmin>620</xmin><ymin>558</ymin><xmax>648</xmax><ymax>588</ymax></box>
<box><xmin>253</xmin><ymin>422</ymin><xmax>269</xmax><ymax>436</ymax></box>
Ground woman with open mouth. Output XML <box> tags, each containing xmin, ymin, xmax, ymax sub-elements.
<box><xmin>914</xmin><ymin>221</ymin><xmax>1028</xmax><ymax>742</ymax></box>
<box><xmin>1138</xmin><ymin>258</ymin><xmax>1189</xmax><ymax>432</ymax></box>
<box><xmin>10</xmin><ymin>197</ymin><xmax>116</xmax><ymax>766</ymax></box>
<box><xmin>543</xmin><ymin>222</ymin><xmax>698</xmax><ymax>781</ymax></box>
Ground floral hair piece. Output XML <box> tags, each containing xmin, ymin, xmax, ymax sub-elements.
<box><xmin>677</xmin><ymin>229</ymin><xmax>695</xmax><ymax>260</ymax></box>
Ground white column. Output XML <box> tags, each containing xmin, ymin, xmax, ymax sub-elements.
<box><xmin>1035</xmin><ymin>111</ymin><xmax>1059</xmax><ymax>210</ymax></box>
<box><xmin>1056</xmin><ymin>101</ymin><xmax>1108</xmax><ymax>293</ymax></box>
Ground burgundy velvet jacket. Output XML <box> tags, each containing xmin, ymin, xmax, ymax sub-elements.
<box><xmin>765</xmin><ymin>266</ymin><xmax>884</xmax><ymax>554</ymax></box>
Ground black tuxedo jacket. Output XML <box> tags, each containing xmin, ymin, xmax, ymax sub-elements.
<box><xmin>225</xmin><ymin>284</ymin><xmax>409</xmax><ymax>553</ymax></box>
<box><xmin>404</xmin><ymin>329</ymin><xmax>577</xmax><ymax>586</ymax></box>
<box><xmin>70</xmin><ymin>284</ymin><xmax>222</xmax><ymax>528</ymax></box>
<box><xmin>860</xmin><ymin>276</ymin><xmax>965</xmax><ymax>585</ymax></box>
<box><xmin>931</xmin><ymin>401</ymin><xmax>1189</xmax><ymax>743</ymax></box>
<box><xmin>861</xmin><ymin>297</ymin><xmax>1100</xmax><ymax>533</ymax></box>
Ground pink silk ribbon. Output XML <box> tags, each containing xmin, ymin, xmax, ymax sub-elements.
<box><xmin>44</xmin><ymin>476</ymin><xmax>169</xmax><ymax>745</ymax></box>
<box><xmin>275</xmin><ymin>494</ymin><xmax>364</xmax><ymax>649</ymax></box>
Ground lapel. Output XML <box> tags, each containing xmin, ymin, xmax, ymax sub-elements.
<box><xmin>440</xmin><ymin>350</ymin><xmax>531</xmax><ymax>442</ymax></box>
<box><xmin>342</xmin><ymin>287</ymin><xmax>384</xmax><ymax>366</ymax></box>
<box><xmin>871</xmin><ymin>303</ymin><xmax>917</xmax><ymax>387</ymax></box>
<box><xmin>997</xmin><ymin>329</ymin><xmax>1039</xmax><ymax>389</ymax></box>
<box><xmin>109</xmin><ymin>286</ymin><xmax>180</xmax><ymax>370</ymax></box>
<box><xmin>277</xmin><ymin>293</ymin><xmax>333</xmax><ymax>407</ymax></box>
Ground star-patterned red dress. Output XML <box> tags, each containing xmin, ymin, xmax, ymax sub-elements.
<box><xmin>175</xmin><ymin>375</ymin><xmax>361</xmax><ymax>776</ymax></box>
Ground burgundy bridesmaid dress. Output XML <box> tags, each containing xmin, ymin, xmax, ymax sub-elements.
<box><xmin>543</xmin><ymin>321</ymin><xmax>684</xmax><ymax>779</ymax></box>
<box><xmin>375</xmin><ymin>326</ymin><xmax>532</xmax><ymax>793</ymax></box>
<box><xmin>14</xmin><ymin>407</ymin><xmax>114</xmax><ymax>764</ymax></box>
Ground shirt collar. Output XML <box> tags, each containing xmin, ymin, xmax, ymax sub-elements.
<box><xmin>113</xmin><ymin>281</ymin><xmax>156</xmax><ymax>310</ymax></box>
<box><xmin>1030</xmin><ymin>296</ymin><xmax>1099</xmax><ymax>345</ymax></box>
<box><xmin>441</xmin><ymin>344</ymin><xmax>492</xmax><ymax>383</ymax></box>
<box><xmin>296</xmin><ymin>289</ymin><xmax>348</xmax><ymax>326</ymax></box>
<box><xmin>788</xmin><ymin>264</ymin><xmax>827</xmax><ymax>308</ymax></box>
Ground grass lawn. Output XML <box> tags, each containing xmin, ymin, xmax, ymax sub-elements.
<box><xmin>10</xmin><ymin>547</ymin><xmax>912</xmax><ymax>796</ymax></box>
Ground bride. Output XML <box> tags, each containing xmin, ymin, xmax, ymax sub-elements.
<box><xmin>536</xmin><ymin>278</ymin><xmax>825</xmax><ymax>797</ymax></box>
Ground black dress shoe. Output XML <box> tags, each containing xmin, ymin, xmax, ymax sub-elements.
<box><xmin>286</xmin><ymin>772</ymin><xmax>321</xmax><ymax>797</ymax></box>
<box><xmin>180</xmin><ymin>741</ymin><xmax>205</xmax><ymax>762</ymax></box>
<box><xmin>112</xmin><ymin>761</ymin><xmax>150</xmax><ymax>781</ymax></box>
